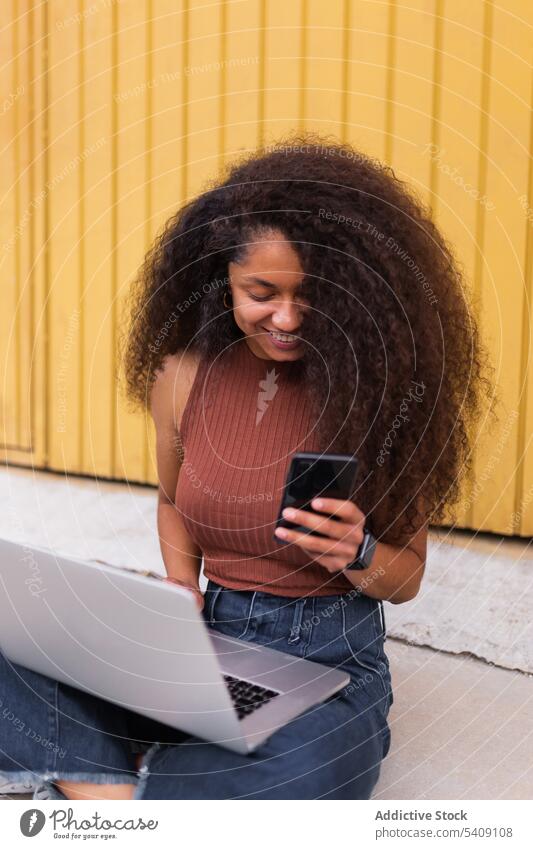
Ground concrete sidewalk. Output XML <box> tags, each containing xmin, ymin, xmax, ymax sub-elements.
<box><xmin>0</xmin><ymin>467</ymin><xmax>531</xmax><ymax>799</ymax></box>
<box><xmin>377</xmin><ymin>640</ymin><xmax>532</xmax><ymax>799</ymax></box>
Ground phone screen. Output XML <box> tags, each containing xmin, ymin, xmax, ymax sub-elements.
<box><xmin>274</xmin><ymin>452</ymin><xmax>359</xmax><ymax>539</ymax></box>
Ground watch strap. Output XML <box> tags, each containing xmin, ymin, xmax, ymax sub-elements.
<box><xmin>345</xmin><ymin>526</ymin><xmax>377</xmax><ymax>571</ymax></box>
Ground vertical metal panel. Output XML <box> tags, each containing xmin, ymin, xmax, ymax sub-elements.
<box><xmin>144</xmin><ymin>2</ymin><xmax>187</xmax><ymax>486</ymax></box>
<box><xmin>468</xmin><ymin>0</ymin><xmax>532</xmax><ymax>534</ymax></box>
<box><xmin>430</xmin><ymin>0</ymin><xmax>487</xmax><ymax>529</ymax></box>
<box><xmin>15</xmin><ymin>0</ymin><xmax>35</xmax><ymax>454</ymax></box>
<box><xmin>222</xmin><ymin>0</ymin><xmax>262</xmax><ymax>161</ymax></box>
<box><xmin>1</xmin><ymin>0</ymin><xmax>46</xmax><ymax>467</ymax></box>
<box><xmin>512</xmin><ymin>2</ymin><xmax>533</xmax><ymax>537</ymax></box>
<box><xmin>0</xmin><ymin>0</ymin><xmax>20</xmax><ymax>452</ymax></box>
<box><xmin>390</xmin><ymin>0</ymin><xmax>437</xmax><ymax>206</ymax></box>
<box><xmin>113</xmin><ymin>0</ymin><xmax>152</xmax><ymax>484</ymax></box>
<box><xmin>517</xmin><ymin>62</ymin><xmax>533</xmax><ymax>535</ymax></box>
<box><xmin>345</xmin><ymin>0</ymin><xmax>390</xmax><ymax>162</ymax></box>
<box><xmin>302</xmin><ymin>0</ymin><xmax>346</xmax><ymax>136</ymax></box>
<box><xmin>184</xmin><ymin>0</ymin><xmax>223</xmax><ymax>198</ymax></box>
<box><xmin>262</xmin><ymin>0</ymin><xmax>303</xmax><ymax>145</ymax></box>
<box><xmin>149</xmin><ymin>2</ymin><xmax>187</xmax><ymax>241</ymax></box>
<box><xmin>82</xmin><ymin>0</ymin><xmax>114</xmax><ymax>478</ymax></box>
<box><xmin>30</xmin><ymin>0</ymin><xmax>47</xmax><ymax>469</ymax></box>
<box><xmin>46</xmin><ymin>0</ymin><xmax>83</xmax><ymax>473</ymax></box>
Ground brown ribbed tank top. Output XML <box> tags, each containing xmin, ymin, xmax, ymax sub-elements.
<box><xmin>175</xmin><ymin>337</ymin><xmax>353</xmax><ymax>597</ymax></box>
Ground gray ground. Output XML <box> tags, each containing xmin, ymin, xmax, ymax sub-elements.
<box><xmin>377</xmin><ymin>640</ymin><xmax>532</xmax><ymax>799</ymax></box>
<box><xmin>0</xmin><ymin>468</ymin><xmax>531</xmax><ymax>800</ymax></box>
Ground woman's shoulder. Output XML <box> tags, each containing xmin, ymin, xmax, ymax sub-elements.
<box><xmin>152</xmin><ymin>349</ymin><xmax>203</xmax><ymax>433</ymax></box>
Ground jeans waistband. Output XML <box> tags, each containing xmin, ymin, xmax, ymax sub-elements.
<box><xmin>203</xmin><ymin>579</ymin><xmax>391</xmax><ymax>708</ymax></box>
<box><xmin>204</xmin><ymin>579</ymin><xmax>385</xmax><ymax>649</ymax></box>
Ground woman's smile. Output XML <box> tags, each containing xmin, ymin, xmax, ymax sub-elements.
<box><xmin>262</xmin><ymin>327</ymin><xmax>303</xmax><ymax>351</ymax></box>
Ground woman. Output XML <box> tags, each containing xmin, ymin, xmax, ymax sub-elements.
<box><xmin>0</xmin><ymin>135</ymin><xmax>491</xmax><ymax>800</ymax></box>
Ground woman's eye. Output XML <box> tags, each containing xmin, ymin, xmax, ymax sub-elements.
<box><xmin>249</xmin><ymin>294</ymin><xmax>272</xmax><ymax>302</ymax></box>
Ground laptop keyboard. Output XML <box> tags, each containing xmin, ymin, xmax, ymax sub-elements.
<box><xmin>223</xmin><ymin>674</ymin><xmax>280</xmax><ymax>720</ymax></box>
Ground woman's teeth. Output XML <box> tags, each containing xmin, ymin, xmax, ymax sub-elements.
<box><xmin>269</xmin><ymin>331</ymin><xmax>298</xmax><ymax>342</ymax></box>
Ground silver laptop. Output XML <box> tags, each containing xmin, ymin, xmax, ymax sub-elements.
<box><xmin>0</xmin><ymin>539</ymin><xmax>349</xmax><ymax>754</ymax></box>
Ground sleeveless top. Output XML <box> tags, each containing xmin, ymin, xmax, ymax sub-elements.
<box><xmin>175</xmin><ymin>337</ymin><xmax>354</xmax><ymax>597</ymax></box>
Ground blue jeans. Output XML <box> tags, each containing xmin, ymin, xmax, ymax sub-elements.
<box><xmin>0</xmin><ymin>580</ymin><xmax>392</xmax><ymax>800</ymax></box>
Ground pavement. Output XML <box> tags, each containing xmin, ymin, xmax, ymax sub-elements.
<box><xmin>0</xmin><ymin>467</ymin><xmax>531</xmax><ymax>799</ymax></box>
<box><xmin>377</xmin><ymin>640</ymin><xmax>532</xmax><ymax>799</ymax></box>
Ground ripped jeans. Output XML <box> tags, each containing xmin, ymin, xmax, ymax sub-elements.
<box><xmin>0</xmin><ymin>579</ymin><xmax>393</xmax><ymax>800</ymax></box>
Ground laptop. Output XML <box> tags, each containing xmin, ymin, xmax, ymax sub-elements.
<box><xmin>0</xmin><ymin>539</ymin><xmax>349</xmax><ymax>754</ymax></box>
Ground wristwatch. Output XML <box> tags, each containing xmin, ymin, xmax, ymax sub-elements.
<box><xmin>344</xmin><ymin>526</ymin><xmax>377</xmax><ymax>570</ymax></box>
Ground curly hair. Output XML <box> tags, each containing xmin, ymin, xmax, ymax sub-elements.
<box><xmin>119</xmin><ymin>131</ymin><xmax>495</xmax><ymax>546</ymax></box>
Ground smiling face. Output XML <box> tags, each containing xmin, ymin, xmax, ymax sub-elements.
<box><xmin>227</xmin><ymin>231</ymin><xmax>311</xmax><ymax>361</ymax></box>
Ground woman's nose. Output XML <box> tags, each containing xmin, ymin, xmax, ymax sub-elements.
<box><xmin>271</xmin><ymin>303</ymin><xmax>303</xmax><ymax>332</ymax></box>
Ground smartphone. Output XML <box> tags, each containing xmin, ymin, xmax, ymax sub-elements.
<box><xmin>273</xmin><ymin>452</ymin><xmax>359</xmax><ymax>541</ymax></box>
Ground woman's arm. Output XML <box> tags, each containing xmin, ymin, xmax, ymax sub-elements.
<box><xmin>274</xmin><ymin>497</ymin><xmax>428</xmax><ymax>604</ymax></box>
<box><xmin>150</xmin><ymin>355</ymin><xmax>204</xmax><ymax>606</ymax></box>
<box><xmin>342</xmin><ymin>521</ymin><xmax>427</xmax><ymax>604</ymax></box>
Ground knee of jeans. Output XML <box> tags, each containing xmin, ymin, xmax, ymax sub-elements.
<box><xmin>33</xmin><ymin>780</ymin><xmax>67</xmax><ymax>800</ymax></box>
<box><xmin>2</xmin><ymin>766</ymin><xmax>139</xmax><ymax>801</ymax></box>
<box><xmin>32</xmin><ymin>772</ymin><xmax>138</xmax><ymax>801</ymax></box>
<box><xmin>0</xmin><ymin>770</ymin><xmax>39</xmax><ymax>795</ymax></box>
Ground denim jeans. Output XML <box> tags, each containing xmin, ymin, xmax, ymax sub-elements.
<box><xmin>0</xmin><ymin>579</ymin><xmax>393</xmax><ymax>800</ymax></box>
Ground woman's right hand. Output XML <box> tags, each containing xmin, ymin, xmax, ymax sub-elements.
<box><xmin>163</xmin><ymin>576</ymin><xmax>205</xmax><ymax>611</ymax></box>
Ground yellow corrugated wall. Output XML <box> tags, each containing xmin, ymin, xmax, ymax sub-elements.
<box><xmin>1</xmin><ymin>0</ymin><xmax>532</xmax><ymax>536</ymax></box>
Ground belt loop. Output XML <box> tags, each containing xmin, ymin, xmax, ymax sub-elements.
<box><xmin>378</xmin><ymin>599</ymin><xmax>386</xmax><ymax>638</ymax></box>
<box><xmin>236</xmin><ymin>590</ymin><xmax>258</xmax><ymax>639</ymax></box>
<box><xmin>208</xmin><ymin>584</ymin><xmax>224</xmax><ymax>625</ymax></box>
<box><xmin>300</xmin><ymin>595</ymin><xmax>317</xmax><ymax>655</ymax></box>
<box><xmin>288</xmin><ymin>598</ymin><xmax>306</xmax><ymax>644</ymax></box>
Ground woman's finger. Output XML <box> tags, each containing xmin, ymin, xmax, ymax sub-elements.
<box><xmin>277</xmin><ymin>526</ymin><xmax>357</xmax><ymax>559</ymax></box>
<box><xmin>310</xmin><ymin>498</ymin><xmax>365</xmax><ymax>524</ymax></box>
<box><xmin>281</xmin><ymin>507</ymin><xmax>362</xmax><ymax>543</ymax></box>
<box><xmin>299</xmin><ymin>551</ymin><xmax>348</xmax><ymax>573</ymax></box>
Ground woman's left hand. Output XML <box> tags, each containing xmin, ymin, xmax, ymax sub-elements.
<box><xmin>274</xmin><ymin>498</ymin><xmax>366</xmax><ymax>573</ymax></box>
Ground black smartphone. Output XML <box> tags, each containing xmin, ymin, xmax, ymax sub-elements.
<box><xmin>273</xmin><ymin>452</ymin><xmax>359</xmax><ymax>541</ymax></box>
